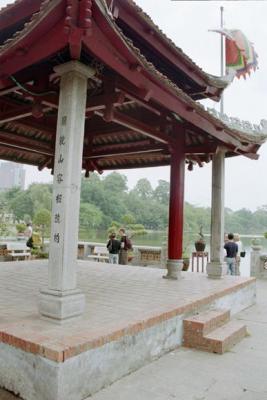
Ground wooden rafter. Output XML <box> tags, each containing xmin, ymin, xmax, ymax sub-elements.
<box><xmin>11</xmin><ymin>118</ymin><xmax>56</xmax><ymax>137</ymax></box>
<box><xmin>0</xmin><ymin>141</ymin><xmax>50</xmax><ymax>157</ymax></box>
<box><xmin>90</xmin><ymin>139</ymin><xmax>151</xmax><ymax>153</ymax></box>
<box><xmin>83</xmin><ymin>16</ymin><xmax>250</xmax><ymax>153</ymax></box>
<box><xmin>112</xmin><ymin>0</ymin><xmax>218</xmax><ymax>94</ymax></box>
<box><xmin>84</xmin><ymin>144</ymin><xmax>166</xmax><ymax>159</ymax></box>
<box><xmin>0</xmin><ymin>130</ymin><xmax>52</xmax><ymax>152</ymax></box>
<box><xmin>95</xmin><ymin>109</ymin><xmax>174</xmax><ymax>145</ymax></box>
<box><xmin>0</xmin><ymin>136</ymin><xmax>53</xmax><ymax>156</ymax></box>
<box><xmin>0</xmin><ymin>104</ymin><xmax>52</xmax><ymax>124</ymax></box>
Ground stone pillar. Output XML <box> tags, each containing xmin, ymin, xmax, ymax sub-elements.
<box><xmin>206</xmin><ymin>148</ymin><xmax>227</xmax><ymax>279</ymax></box>
<box><xmin>250</xmin><ymin>240</ymin><xmax>263</xmax><ymax>277</ymax></box>
<box><xmin>39</xmin><ymin>61</ymin><xmax>95</xmax><ymax>321</ymax></box>
<box><xmin>163</xmin><ymin>143</ymin><xmax>185</xmax><ymax>280</ymax></box>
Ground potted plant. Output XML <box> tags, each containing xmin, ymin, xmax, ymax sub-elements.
<box><xmin>194</xmin><ymin>225</ymin><xmax>206</xmax><ymax>252</ymax></box>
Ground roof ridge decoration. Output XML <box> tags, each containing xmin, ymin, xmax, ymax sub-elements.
<box><xmin>97</xmin><ymin>0</ymin><xmax>267</xmax><ymax>147</ymax></box>
<box><xmin>206</xmin><ymin>108</ymin><xmax>267</xmax><ymax>141</ymax></box>
<box><xmin>122</xmin><ymin>0</ymin><xmax>232</xmax><ymax>89</ymax></box>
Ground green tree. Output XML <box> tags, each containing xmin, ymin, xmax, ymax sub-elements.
<box><xmin>10</xmin><ymin>191</ymin><xmax>34</xmax><ymax>221</ymax></box>
<box><xmin>4</xmin><ymin>187</ymin><xmax>21</xmax><ymax>202</ymax></box>
<box><xmin>79</xmin><ymin>203</ymin><xmax>103</xmax><ymax>229</ymax></box>
<box><xmin>29</xmin><ymin>183</ymin><xmax>52</xmax><ymax>215</ymax></box>
<box><xmin>33</xmin><ymin>208</ymin><xmax>51</xmax><ymax>247</ymax></box>
<box><xmin>154</xmin><ymin>180</ymin><xmax>170</xmax><ymax>205</ymax></box>
<box><xmin>133</xmin><ymin>178</ymin><xmax>153</xmax><ymax>200</ymax></box>
<box><xmin>102</xmin><ymin>172</ymin><xmax>128</xmax><ymax>193</ymax></box>
<box><xmin>81</xmin><ymin>173</ymin><xmax>105</xmax><ymax>206</ymax></box>
<box><xmin>122</xmin><ymin>214</ymin><xmax>136</xmax><ymax>225</ymax></box>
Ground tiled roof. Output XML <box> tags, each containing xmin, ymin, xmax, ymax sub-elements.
<box><xmin>98</xmin><ymin>0</ymin><xmax>267</xmax><ymax>145</ymax></box>
<box><xmin>0</xmin><ymin>0</ymin><xmax>266</xmax><ymax>152</ymax></box>
<box><xmin>121</xmin><ymin>0</ymin><xmax>229</xmax><ymax>89</ymax></box>
<box><xmin>0</xmin><ymin>0</ymin><xmax>55</xmax><ymax>54</ymax></box>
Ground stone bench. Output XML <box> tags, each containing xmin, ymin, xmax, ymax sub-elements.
<box><xmin>6</xmin><ymin>243</ymin><xmax>31</xmax><ymax>261</ymax></box>
<box><xmin>87</xmin><ymin>246</ymin><xmax>109</xmax><ymax>262</ymax></box>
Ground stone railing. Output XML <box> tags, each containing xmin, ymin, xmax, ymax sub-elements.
<box><xmin>250</xmin><ymin>243</ymin><xmax>267</xmax><ymax>279</ymax></box>
<box><xmin>77</xmin><ymin>241</ymin><xmax>165</xmax><ymax>268</ymax></box>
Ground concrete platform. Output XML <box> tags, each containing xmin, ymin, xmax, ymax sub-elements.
<box><xmin>0</xmin><ymin>260</ymin><xmax>256</xmax><ymax>400</ymax></box>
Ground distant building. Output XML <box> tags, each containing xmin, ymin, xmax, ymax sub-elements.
<box><xmin>0</xmin><ymin>162</ymin><xmax>25</xmax><ymax>191</ymax></box>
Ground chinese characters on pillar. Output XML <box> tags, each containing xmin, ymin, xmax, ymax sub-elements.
<box><xmin>52</xmin><ymin>116</ymin><xmax>67</xmax><ymax>245</ymax></box>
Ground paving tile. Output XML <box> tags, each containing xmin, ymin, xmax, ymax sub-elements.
<box><xmin>0</xmin><ymin>260</ymin><xmax>254</xmax><ymax>362</ymax></box>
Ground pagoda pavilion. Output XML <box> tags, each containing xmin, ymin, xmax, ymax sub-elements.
<box><xmin>0</xmin><ymin>0</ymin><xmax>266</xmax><ymax>323</ymax></box>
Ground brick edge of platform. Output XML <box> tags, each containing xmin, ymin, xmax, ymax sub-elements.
<box><xmin>0</xmin><ymin>279</ymin><xmax>256</xmax><ymax>400</ymax></box>
<box><xmin>0</xmin><ymin>277</ymin><xmax>256</xmax><ymax>363</ymax></box>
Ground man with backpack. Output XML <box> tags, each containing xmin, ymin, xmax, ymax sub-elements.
<box><xmin>118</xmin><ymin>228</ymin><xmax>132</xmax><ymax>265</ymax></box>
<box><xmin>107</xmin><ymin>233</ymin><xmax>121</xmax><ymax>264</ymax></box>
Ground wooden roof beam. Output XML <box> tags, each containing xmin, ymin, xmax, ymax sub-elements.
<box><xmin>0</xmin><ymin>66</ymin><xmax>53</xmax><ymax>93</ymax></box>
<box><xmin>0</xmin><ymin>141</ymin><xmax>52</xmax><ymax>157</ymax></box>
<box><xmin>13</xmin><ymin>118</ymin><xmax>55</xmax><ymax>137</ymax></box>
<box><xmin>185</xmin><ymin>143</ymin><xmax>217</xmax><ymax>154</ymax></box>
<box><xmin>84</xmin><ymin>20</ymin><xmax>250</xmax><ymax>154</ymax></box>
<box><xmin>86</xmin><ymin>150</ymin><xmax>165</xmax><ymax>162</ymax></box>
<box><xmin>0</xmin><ymin>130</ymin><xmax>53</xmax><ymax>153</ymax></box>
<box><xmin>117</xmin><ymin>83</ymin><xmax>161</xmax><ymax>116</ymax></box>
<box><xmin>95</xmin><ymin>110</ymin><xmax>174</xmax><ymax>145</ymax></box>
<box><xmin>97</xmin><ymin>160</ymin><xmax>170</xmax><ymax>170</ymax></box>
<box><xmin>0</xmin><ymin>82</ymin><xmax>20</xmax><ymax>96</ymax></box>
<box><xmin>86</xmin><ymin>92</ymin><xmax>131</xmax><ymax>114</ymax></box>
<box><xmin>114</xmin><ymin>1</ymin><xmax>212</xmax><ymax>91</ymax></box>
<box><xmin>0</xmin><ymin>105</ymin><xmax>35</xmax><ymax>123</ymax></box>
<box><xmin>14</xmin><ymin>88</ymin><xmax>59</xmax><ymax>110</ymax></box>
<box><xmin>0</xmin><ymin>104</ymin><xmax>52</xmax><ymax>124</ymax></box>
<box><xmin>90</xmin><ymin>139</ymin><xmax>151</xmax><ymax>153</ymax></box>
<box><xmin>0</xmin><ymin>19</ymin><xmax>67</xmax><ymax>78</ymax></box>
<box><xmin>84</xmin><ymin>143</ymin><xmax>166</xmax><ymax>159</ymax></box>
<box><xmin>0</xmin><ymin>150</ymin><xmax>44</xmax><ymax>167</ymax></box>
<box><xmin>87</xmin><ymin>129</ymin><xmax>133</xmax><ymax>141</ymax></box>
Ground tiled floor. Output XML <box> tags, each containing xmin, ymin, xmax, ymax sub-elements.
<box><xmin>0</xmin><ymin>260</ymin><xmax>253</xmax><ymax>362</ymax></box>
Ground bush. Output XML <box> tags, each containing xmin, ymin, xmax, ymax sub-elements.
<box><xmin>16</xmin><ymin>223</ymin><xmax>26</xmax><ymax>233</ymax></box>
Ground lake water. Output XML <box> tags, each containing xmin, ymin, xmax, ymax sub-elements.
<box><xmin>78</xmin><ymin>230</ymin><xmax>267</xmax><ymax>277</ymax></box>
<box><xmin>2</xmin><ymin>230</ymin><xmax>265</xmax><ymax>278</ymax></box>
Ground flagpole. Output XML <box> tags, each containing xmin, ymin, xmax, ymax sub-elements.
<box><xmin>220</xmin><ymin>6</ymin><xmax>224</xmax><ymax>114</ymax></box>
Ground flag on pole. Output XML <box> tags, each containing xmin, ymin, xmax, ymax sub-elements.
<box><xmin>211</xmin><ymin>29</ymin><xmax>258</xmax><ymax>79</ymax></box>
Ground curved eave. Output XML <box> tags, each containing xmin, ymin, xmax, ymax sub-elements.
<box><xmin>0</xmin><ymin>0</ymin><xmax>67</xmax><ymax>77</ymax></box>
<box><xmin>89</xmin><ymin>1</ymin><xmax>266</xmax><ymax>157</ymax></box>
<box><xmin>111</xmin><ymin>0</ymin><xmax>228</xmax><ymax>93</ymax></box>
<box><xmin>0</xmin><ymin>0</ymin><xmax>43</xmax><ymax>33</ymax></box>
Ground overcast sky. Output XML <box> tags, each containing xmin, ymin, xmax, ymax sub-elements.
<box><xmin>0</xmin><ymin>0</ymin><xmax>267</xmax><ymax>210</ymax></box>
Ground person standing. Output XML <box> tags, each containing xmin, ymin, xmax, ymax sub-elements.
<box><xmin>234</xmin><ymin>233</ymin><xmax>243</xmax><ymax>276</ymax></box>
<box><xmin>224</xmin><ymin>233</ymin><xmax>238</xmax><ymax>275</ymax></box>
<box><xmin>25</xmin><ymin>222</ymin><xmax>33</xmax><ymax>248</ymax></box>
<box><xmin>118</xmin><ymin>228</ymin><xmax>132</xmax><ymax>265</ymax></box>
<box><xmin>107</xmin><ymin>233</ymin><xmax>121</xmax><ymax>264</ymax></box>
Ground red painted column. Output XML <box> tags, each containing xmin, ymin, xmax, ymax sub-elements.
<box><xmin>168</xmin><ymin>146</ymin><xmax>185</xmax><ymax>260</ymax></box>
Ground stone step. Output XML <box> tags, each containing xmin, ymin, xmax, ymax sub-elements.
<box><xmin>183</xmin><ymin>309</ymin><xmax>230</xmax><ymax>337</ymax></box>
<box><xmin>203</xmin><ymin>320</ymin><xmax>247</xmax><ymax>354</ymax></box>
